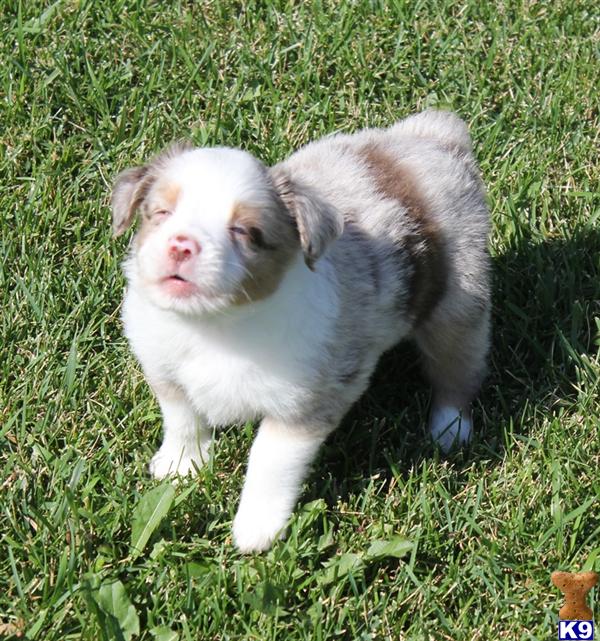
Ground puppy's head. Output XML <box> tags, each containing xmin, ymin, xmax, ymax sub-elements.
<box><xmin>111</xmin><ymin>145</ymin><xmax>343</xmax><ymax>315</ymax></box>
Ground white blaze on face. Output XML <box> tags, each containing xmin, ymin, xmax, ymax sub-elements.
<box><xmin>128</xmin><ymin>148</ymin><xmax>283</xmax><ymax>314</ymax></box>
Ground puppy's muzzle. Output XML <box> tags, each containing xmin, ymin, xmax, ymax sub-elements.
<box><xmin>168</xmin><ymin>234</ymin><xmax>200</xmax><ymax>263</ymax></box>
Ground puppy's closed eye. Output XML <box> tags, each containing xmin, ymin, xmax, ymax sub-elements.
<box><xmin>230</xmin><ymin>225</ymin><xmax>273</xmax><ymax>251</ymax></box>
<box><xmin>144</xmin><ymin>209</ymin><xmax>172</xmax><ymax>224</ymax></box>
<box><xmin>248</xmin><ymin>227</ymin><xmax>273</xmax><ymax>250</ymax></box>
<box><xmin>229</xmin><ymin>225</ymin><xmax>249</xmax><ymax>237</ymax></box>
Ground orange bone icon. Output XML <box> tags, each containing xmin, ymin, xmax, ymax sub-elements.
<box><xmin>551</xmin><ymin>571</ymin><xmax>598</xmax><ymax>620</ymax></box>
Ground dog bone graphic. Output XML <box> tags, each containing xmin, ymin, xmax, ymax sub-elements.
<box><xmin>551</xmin><ymin>571</ymin><xmax>598</xmax><ymax>620</ymax></box>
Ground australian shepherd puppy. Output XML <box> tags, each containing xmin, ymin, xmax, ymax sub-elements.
<box><xmin>111</xmin><ymin>110</ymin><xmax>490</xmax><ymax>552</ymax></box>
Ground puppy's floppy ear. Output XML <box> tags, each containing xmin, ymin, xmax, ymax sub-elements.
<box><xmin>270</xmin><ymin>166</ymin><xmax>344</xmax><ymax>270</ymax></box>
<box><xmin>111</xmin><ymin>166</ymin><xmax>148</xmax><ymax>238</ymax></box>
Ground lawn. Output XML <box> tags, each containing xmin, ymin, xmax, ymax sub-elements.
<box><xmin>1</xmin><ymin>1</ymin><xmax>599</xmax><ymax>639</ymax></box>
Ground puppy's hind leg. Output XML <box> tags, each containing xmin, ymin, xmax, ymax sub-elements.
<box><xmin>414</xmin><ymin>302</ymin><xmax>490</xmax><ymax>453</ymax></box>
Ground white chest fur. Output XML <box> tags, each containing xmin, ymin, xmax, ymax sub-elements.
<box><xmin>122</xmin><ymin>256</ymin><xmax>339</xmax><ymax>426</ymax></box>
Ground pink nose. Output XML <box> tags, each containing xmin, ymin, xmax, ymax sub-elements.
<box><xmin>168</xmin><ymin>235</ymin><xmax>200</xmax><ymax>262</ymax></box>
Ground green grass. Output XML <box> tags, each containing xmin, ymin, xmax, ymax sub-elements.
<box><xmin>1</xmin><ymin>1</ymin><xmax>599</xmax><ymax>639</ymax></box>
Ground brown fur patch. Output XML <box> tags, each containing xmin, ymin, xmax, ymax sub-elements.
<box><xmin>230</xmin><ymin>203</ymin><xmax>277</xmax><ymax>251</ymax></box>
<box><xmin>156</xmin><ymin>182</ymin><xmax>181</xmax><ymax>211</ymax></box>
<box><xmin>135</xmin><ymin>179</ymin><xmax>182</xmax><ymax>247</ymax></box>
<box><xmin>360</xmin><ymin>144</ymin><xmax>447</xmax><ymax>323</ymax></box>
<box><xmin>230</xmin><ymin>201</ymin><xmax>299</xmax><ymax>304</ymax></box>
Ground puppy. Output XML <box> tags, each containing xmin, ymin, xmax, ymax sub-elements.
<box><xmin>111</xmin><ymin>110</ymin><xmax>490</xmax><ymax>552</ymax></box>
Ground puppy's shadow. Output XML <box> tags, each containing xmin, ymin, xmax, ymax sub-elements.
<box><xmin>313</xmin><ymin>227</ymin><xmax>600</xmax><ymax>501</ymax></box>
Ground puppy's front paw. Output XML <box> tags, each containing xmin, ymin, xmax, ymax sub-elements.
<box><xmin>430</xmin><ymin>406</ymin><xmax>472</xmax><ymax>454</ymax></box>
<box><xmin>149</xmin><ymin>442</ymin><xmax>206</xmax><ymax>479</ymax></box>
<box><xmin>232</xmin><ymin>504</ymin><xmax>289</xmax><ymax>553</ymax></box>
